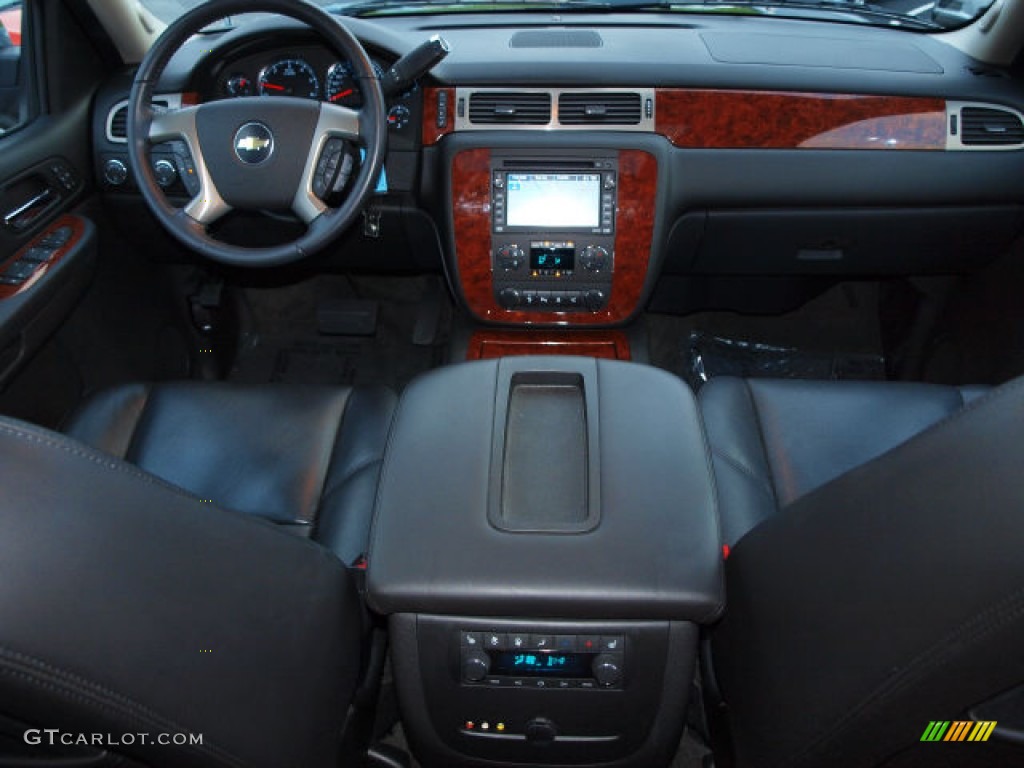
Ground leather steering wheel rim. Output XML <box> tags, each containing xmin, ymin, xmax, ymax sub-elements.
<box><xmin>127</xmin><ymin>0</ymin><xmax>387</xmax><ymax>267</ymax></box>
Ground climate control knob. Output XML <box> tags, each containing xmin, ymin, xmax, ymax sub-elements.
<box><xmin>583</xmin><ymin>289</ymin><xmax>607</xmax><ymax>311</ymax></box>
<box><xmin>580</xmin><ymin>245</ymin><xmax>608</xmax><ymax>273</ymax></box>
<box><xmin>496</xmin><ymin>244</ymin><xmax>524</xmax><ymax>271</ymax></box>
<box><xmin>498</xmin><ymin>287</ymin><xmax>522</xmax><ymax>309</ymax></box>
<box><xmin>591</xmin><ymin>654</ymin><xmax>623</xmax><ymax>687</ymax></box>
<box><xmin>462</xmin><ymin>649</ymin><xmax>491</xmax><ymax>682</ymax></box>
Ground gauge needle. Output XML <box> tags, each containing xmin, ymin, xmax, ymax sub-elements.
<box><xmin>331</xmin><ymin>89</ymin><xmax>354</xmax><ymax>101</ymax></box>
<box><xmin>262</xmin><ymin>83</ymin><xmax>285</xmax><ymax>92</ymax></box>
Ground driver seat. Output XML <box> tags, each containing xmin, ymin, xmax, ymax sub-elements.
<box><xmin>63</xmin><ymin>380</ymin><xmax>396</xmax><ymax>564</ymax></box>
<box><xmin>0</xmin><ymin>381</ymin><xmax>395</xmax><ymax>766</ymax></box>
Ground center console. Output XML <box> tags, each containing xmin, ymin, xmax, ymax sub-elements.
<box><xmin>447</xmin><ymin>148</ymin><xmax>659</xmax><ymax>327</ymax></box>
<box><xmin>368</xmin><ymin>357</ymin><xmax>724</xmax><ymax>767</ymax></box>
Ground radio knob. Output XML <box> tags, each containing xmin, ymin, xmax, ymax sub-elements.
<box><xmin>462</xmin><ymin>649</ymin><xmax>491</xmax><ymax>682</ymax></box>
<box><xmin>583</xmin><ymin>289</ymin><xmax>607</xmax><ymax>311</ymax></box>
<box><xmin>591</xmin><ymin>654</ymin><xmax>623</xmax><ymax>687</ymax></box>
<box><xmin>498</xmin><ymin>287</ymin><xmax>522</xmax><ymax>309</ymax></box>
<box><xmin>580</xmin><ymin>245</ymin><xmax>608</xmax><ymax>273</ymax></box>
<box><xmin>496</xmin><ymin>244</ymin><xmax>524</xmax><ymax>271</ymax></box>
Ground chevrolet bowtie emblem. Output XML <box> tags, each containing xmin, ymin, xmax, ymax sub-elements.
<box><xmin>236</xmin><ymin>136</ymin><xmax>270</xmax><ymax>152</ymax></box>
<box><xmin>233</xmin><ymin>122</ymin><xmax>274</xmax><ymax>165</ymax></box>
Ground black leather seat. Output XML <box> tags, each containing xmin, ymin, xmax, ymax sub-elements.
<box><xmin>0</xmin><ymin>381</ymin><xmax>395</xmax><ymax>766</ymax></box>
<box><xmin>699</xmin><ymin>376</ymin><xmax>1024</xmax><ymax>767</ymax></box>
<box><xmin>63</xmin><ymin>381</ymin><xmax>397</xmax><ymax>564</ymax></box>
<box><xmin>699</xmin><ymin>378</ymin><xmax>988</xmax><ymax>547</ymax></box>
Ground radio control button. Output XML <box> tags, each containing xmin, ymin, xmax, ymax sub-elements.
<box><xmin>556</xmin><ymin>679</ymin><xmax>573</xmax><ymax>689</ymax></box>
<box><xmin>497</xmin><ymin>288</ymin><xmax>521</xmax><ymax>310</ymax></box>
<box><xmin>484</xmin><ymin>677</ymin><xmax>504</xmax><ymax>687</ymax></box>
<box><xmin>461</xmin><ymin>631</ymin><xmax>483</xmax><ymax>647</ymax></box>
<box><xmin>511</xmin><ymin>678</ymin><xmax>526</xmax><ymax>688</ymax></box>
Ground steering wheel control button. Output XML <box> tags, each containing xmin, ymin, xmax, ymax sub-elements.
<box><xmin>314</xmin><ymin>137</ymin><xmax>348</xmax><ymax>199</ymax></box>
<box><xmin>233</xmin><ymin>122</ymin><xmax>275</xmax><ymax>165</ymax></box>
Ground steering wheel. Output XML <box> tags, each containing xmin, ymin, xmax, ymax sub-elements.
<box><xmin>127</xmin><ymin>0</ymin><xmax>387</xmax><ymax>267</ymax></box>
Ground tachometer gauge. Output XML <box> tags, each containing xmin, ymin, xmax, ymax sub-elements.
<box><xmin>325</xmin><ymin>60</ymin><xmax>385</xmax><ymax>108</ymax></box>
<box><xmin>258</xmin><ymin>58</ymin><xmax>320</xmax><ymax>99</ymax></box>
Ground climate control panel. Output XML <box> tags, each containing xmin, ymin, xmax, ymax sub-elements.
<box><xmin>491</xmin><ymin>237</ymin><xmax>614</xmax><ymax>312</ymax></box>
<box><xmin>460</xmin><ymin>629</ymin><xmax>624</xmax><ymax>689</ymax></box>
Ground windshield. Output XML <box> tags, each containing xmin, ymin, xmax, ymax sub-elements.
<box><xmin>136</xmin><ymin>0</ymin><xmax>997</xmax><ymax>31</ymax></box>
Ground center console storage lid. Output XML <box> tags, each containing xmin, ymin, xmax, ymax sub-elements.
<box><xmin>368</xmin><ymin>357</ymin><xmax>724</xmax><ymax>623</ymax></box>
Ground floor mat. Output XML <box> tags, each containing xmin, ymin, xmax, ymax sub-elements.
<box><xmin>685</xmin><ymin>331</ymin><xmax>886</xmax><ymax>391</ymax></box>
<box><xmin>228</xmin><ymin>275</ymin><xmax>448</xmax><ymax>391</ymax></box>
<box><xmin>647</xmin><ymin>281</ymin><xmax>888</xmax><ymax>391</ymax></box>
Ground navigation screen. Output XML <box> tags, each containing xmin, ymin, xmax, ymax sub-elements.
<box><xmin>505</xmin><ymin>173</ymin><xmax>601</xmax><ymax>229</ymax></box>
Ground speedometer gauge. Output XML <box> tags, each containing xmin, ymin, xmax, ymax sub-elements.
<box><xmin>258</xmin><ymin>58</ymin><xmax>320</xmax><ymax>99</ymax></box>
<box><xmin>325</xmin><ymin>61</ymin><xmax>385</xmax><ymax>108</ymax></box>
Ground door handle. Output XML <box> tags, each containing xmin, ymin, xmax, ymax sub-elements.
<box><xmin>4</xmin><ymin>187</ymin><xmax>55</xmax><ymax>230</ymax></box>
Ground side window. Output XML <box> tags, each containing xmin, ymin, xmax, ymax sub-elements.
<box><xmin>0</xmin><ymin>0</ymin><xmax>26</xmax><ymax>135</ymax></box>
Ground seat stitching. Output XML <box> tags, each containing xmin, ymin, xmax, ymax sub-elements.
<box><xmin>710</xmin><ymin>447</ymin><xmax>776</xmax><ymax>501</ymax></box>
<box><xmin>0</xmin><ymin>423</ymin><xmax>208</xmax><ymax>504</ymax></box>
<box><xmin>309</xmin><ymin>390</ymin><xmax>355</xmax><ymax>528</ymax></box>
<box><xmin>741</xmin><ymin>380</ymin><xmax>780</xmax><ymax>507</ymax></box>
<box><xmin>319</xmin><ymin>456</ymin><xmax>384</xmax><ymax>501</ymax></box>
<box><xmin>0</xmin><ymin>646</ymin><xmax>243</xmax><ymax>766</ymax></box>
<box><xmin>781</xmin><ymin>584</ymin><xmax>1024</xmax><ymax>768</ymax></box>
<box><xmin>121</xmin><ymin>385</ymin><xmax>152</xmax><ymax>464</ymax></box>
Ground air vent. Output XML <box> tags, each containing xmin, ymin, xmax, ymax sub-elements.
<box><xmin>106</xmin><ymin>98</ymin><xmax>173</xmax><ymax>143</ymax></box>
<box><xmin>559</xmin><ymin>92</ymin><xmax>642</xmax><ymax>125</ymax></box>
<box><xmin>961</xmin><ymin>107</ymin><xmax>1024</xmax><ymax>146</ymax></box>
<box><xmin>110</xmin><ymin>106</ymin><xmax>128</xmax><ymax>139</ymax></box>
<box><xmin>468</xmin><ymin>92</ymin><xmax>551</xmax><ymax>125</ymax></box>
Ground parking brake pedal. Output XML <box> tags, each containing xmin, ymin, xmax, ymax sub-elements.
<box><xmin>317</xmin><ymin>299</ymin><xmax>378</xmax><ymax>336</ymax></box>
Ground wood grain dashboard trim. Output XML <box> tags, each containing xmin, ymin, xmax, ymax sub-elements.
<box><xmin>655</xmin><ymin>90</ymin><xmax>947</xmax><ymax>150</ymax></box>
<box><xmin>425</xmin><ymin>87</ymin><xmax>946</xmax><ymax>151</ymax></box>
<box><xmin>466</xmin><ymin>330</ymin><xmax>631</xmax><ymax>360</ymax></box>
<box><xmin>422</xmin><ymin>87</ymin><xmax>456</xmax><ymax>146</ymax></box>
<box><xmin>451</xmin><ymin>148</ymin><xmax>657</xmax><ymax>326</ymax></box>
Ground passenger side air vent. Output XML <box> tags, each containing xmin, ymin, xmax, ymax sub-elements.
<box><xmin>559</xmin><ymin>92</ymin><xmax>642</xmax><ymax>125</ymax></box>
<box><xmin>106</xmin><ymin>98</ymin><xmax>174</xmax><ymax>143</ymax></box>
<box><xmin>468</xmin><ymin>92</ymin><xmax>551</xmax><ymax>125</ymax></box>
<box><xmin>960</xmin><ymin>106</ymin><xmax>1024</xmax><ymax>146</ymax></box>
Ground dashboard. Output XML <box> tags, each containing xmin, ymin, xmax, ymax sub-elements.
<box><xmin>90</xmin><ymin>11</ymin><xmax>1024</xmax><ymax>323</ymax></box>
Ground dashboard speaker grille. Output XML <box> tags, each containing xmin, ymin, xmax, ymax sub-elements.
<box><xmin>509</xmin><ymin>30</ymin><xmax>603</xmax><ymax>48</ymax></box>
<box><xmin>961</xmin><ymin>107</ymin><xmax>1024</xmax><ymax>146</ymax></box>
<box><xmin>559</xmin><ymin>92</ymin><xmax>642</xmax><ymax>125</ymax></box>
<box><xmin>468</xmin><ymin>92</ymin><xmax>552</xmax><ymax>124</ymax></box>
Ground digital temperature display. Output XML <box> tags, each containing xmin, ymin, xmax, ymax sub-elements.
<box><xmin>492</xmin><ymin>651</ymin><xmax>592</xmax><ymax>677</ymax></box>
